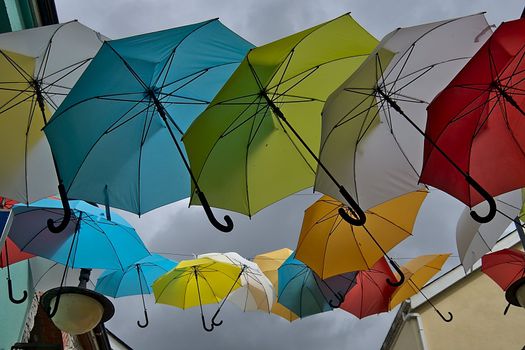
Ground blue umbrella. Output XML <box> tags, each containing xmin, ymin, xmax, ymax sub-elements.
<box><xmin>277</xmin><ymin>253</ymin><xmax>356</xmax><ymax>318</ymax></box>
<box><xmin>44</xmin><ymin>19</ymin><xmax>254</xmax><ymax>233</ymax></box>
<box><xmin>95</xmin><ymin>254</ymin><xmax>178</xmax><ymax>328</ymax></box>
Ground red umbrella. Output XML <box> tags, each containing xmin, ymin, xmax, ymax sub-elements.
<box><xmin>0</xmin><ymin>237</ymin><xmax>34</xmax><ymax>268</ymax></box>
<box><xmin>339</xmin><ymin>257</ymin><xmax>397</xmax><ymax>319</ymax></box>
<box><xmin>0</xmin><ymin>197</ymin><xmax>16</xmax><ymax>209</ymax></box>
<box><xmin>420</xmin><ymin>18</ymin><xmax>525</xmax><ymax>223</ymax></box>
<box><xmin>482</xmin><ymin>248</ymin><xmax>525</xmax><ymax>291</ymax></box>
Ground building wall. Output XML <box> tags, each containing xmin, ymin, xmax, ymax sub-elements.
<box><xmin>390</xmin><ymin>317</ymin><xmax>424</xmax><ymax>350</ymax></box>
<box><xmin>415</xmin><ymin>269</ymin><xmax>525</xmax><ymax>350</ymax></box>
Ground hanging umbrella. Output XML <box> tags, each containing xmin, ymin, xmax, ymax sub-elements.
<box><xmin>315</xmin><ymin>13</ymin><xmax>493</xmax><ymax>222</ymax></box>
<box><xmin>252</xmin><ymin>248</ymin><xmax>299</xmax><ymax>321</ymax></box>
<box><xmin>44</xmin><ymin>19</ymin><xmax>254</xmax><ymax>233</ymax></box>
<box><xmin>456</xmin><ymin>189</ymin><xmax>522</xmax><ymax>271</ymax></box>
<box><xmin>183</xmin><ymin>13</ymin><xmax>378</xmax><ymax>224</ymax></box>
<box><xmin>277</xmin><ymin>253</ymin><xmax>355</xmax><ymax>318</ymax></box>
<box><xmin>389</xmin><ymin>254</ymin><xmax>452</xmax><ymax>322</ymax></box>
<box><xmin>0</xmin><ymin>21</ymin><xmax>105</xmax><ymax>231</ymax></box>
<box><xmin>296</xmin><ymin>190</ymin><xmax>427</xmax><ymax>283</ymax></box>
<box><xmin>420</xmin><ymin>18</ymin><xmax>525</xmax><ymax>223</ymax></box>
<box><xmin>482</xmin><ymin>248</ymin><xmax>525</xmax><ymax>291</ymax></box>
<box><xmin>340</xmin><ymin>257</ymin><xmax>397</xmax><ymax>319</ymax></box>
<box><xmin>198</xmin><ymin>252</ymin><xmax>274</xmax><ymax>316</ymax></box>
<box><xmin>95</xmin><ymin>254</ymin><xmax>178</xmax><ymax>328</ymax></box>
<box><xmin>153</xmin><ymin>257</ymin><xmax>243</xmax><ymax>332</ymax></box>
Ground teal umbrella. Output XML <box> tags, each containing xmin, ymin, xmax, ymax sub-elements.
<box><xmin>44</xmin><ymin>19</ymin><xmax>253</xmax><ymax>232</ymax></box>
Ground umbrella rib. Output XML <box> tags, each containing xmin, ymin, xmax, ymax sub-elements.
<box><xmin>137</xmin><ymin>101</ymin><xmax>157</xmax><ymax>215</ymax></box>
<box><xmin>24</xmin><ymin>94</ymin><xmax>38</xmax><ymax>203</ymax></box>
<box><xmin>0</xmin><ymin>50</ymin><xmax>33</xmax><ymax>83</ymax></box>
<box><xmin>0</xmin><ymin>87</ymin><xmax>34</xmax><ymax>115</ymax></box>
<box><xmin>105</xmin><ymin>42</ymin><xmax>149</xmax><ymax>91</ymax></box>
<box><xmin>500</xmin><ymin>94</ymin><xmax>525</xmax><ymax>162</ymax></box>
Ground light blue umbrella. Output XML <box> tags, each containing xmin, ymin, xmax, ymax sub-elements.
<box><xmin>44</xmin><ymin>18</ymin><xmax>254</xmax><ymax>232</ymax></box>
<box><xmin>4</xmin><ymin>198</ymin><xmax>150</xmax><ymax>270</ymax></box>
<box><xmin>95</xmin><ymin>254</ymin><xmax>178</xmax><ymax>328</ymax></box>
<box><xmin>278</xmin><ymin>253</ymin><xmax>356</xmax><ymax>318</ymax></box>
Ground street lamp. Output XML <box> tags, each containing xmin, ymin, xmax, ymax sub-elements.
<box><xmin>505</xmin><ymin>277</ymin><xmax>525</xmax><ymax>309</ymax></box>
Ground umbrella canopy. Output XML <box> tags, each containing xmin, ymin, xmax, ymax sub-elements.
<box><xmin>199</xmin><ymin>252</ymin><xmax>273</xmax><ymax>313</ymax></box>
<box><xmin>183</xmin><ymin>13</ymin><xmax>378</xmax><ymax>219</ymax></box>
<box><xmin>277</xmin><ymin>253</ymin><xmax>355</xmax><ymax>318</ymax></box>
<box><xmin>252</xmin><ymin>248</ymin><xmax>299</xmax><ymax>321</ymax></box>
<box><xmin>420</xmin><ymin>18</ymin><xmax>525</xmax><ymax>221</ymax></box>
<box><xmin>340</xmin><ymin>257</ymin><xmax>397</xmax><ymax>319</ymax></box>
<box><xmin>482</xmin><ymin>249</ymin><xmax>525</xmax><ymax>291</ymax></box>
<box><xmin>3</xmin><ymin>198</ymin><xmax>150</xmax><ymax>270</ymax></box>
<box><xmin>0</xmin><ymin>238</ymin><xmax>34</xmax><ymax>269</ymax></box>
<box><xmin>389</xmin><ymin>254</ymin><xmax>450</xmax><ymax>310</ymax></box>
<box><xmin>0</xmin><ymin>21</ymin><xmax>105</xmax><ymax>204</ymax></box>
<box><xmin>296</xmin><ymin>190</ymin><xmax>427</xmax><ymax>279</ymax></box>
<box><xmin>316</xmin><ymin>14</ymin><xmax>491</xmax><ymax>217</ymax></box>
<box><xmin>44</xmin><ymin>19</ymin><xmax>253</xmax><ymax>232</ymax></box>
<box><xmin>456</xmin><ymin>190</ymin><xmax>522</xmax><ymax>271</ymax></box>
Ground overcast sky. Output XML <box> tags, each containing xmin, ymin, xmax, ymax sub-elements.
<box><xmin>48</xmin><ymin>1</ymin><xmax>524</xmax><ymax>349</ymax></box>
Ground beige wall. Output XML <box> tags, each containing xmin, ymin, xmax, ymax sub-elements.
<box><xmin>414</xmin><ymin>269</ymin><xmax>525</xmax><ymax>350</ymax></box>
<box><xmin>390</xmin><ymin>318</ymin><xmax>424</xmax><ymax>350</ymax></box>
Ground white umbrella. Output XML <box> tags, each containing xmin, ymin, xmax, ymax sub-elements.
<box><xmin>0</xmin><ymin>21</ymin><xmax>106</xmax><ymax>205</ymax></box>
<box><xmin>456</xmin><ymin>189</ymin><xmax>522</xmax><ymax>271</ymax></box>
<box><xmin>315</xmin><ymin>14</ymin><xmax>492</xmax><ymax>219</ymax></box>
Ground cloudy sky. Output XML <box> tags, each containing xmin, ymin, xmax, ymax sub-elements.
<box><xmin>48</xmin><ymin>1</ymin><xmax>524</xmax><ymax>349</ymax></box>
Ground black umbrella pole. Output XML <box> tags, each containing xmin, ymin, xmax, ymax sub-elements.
<box><xmin>150</xmin><ymin>92</ymin><xmax>233</xmax><ymax>232</ymax></box>
<box><xmin>5</xmin><ymin>243</ymin><xmax>28</xmax><ymax>304</ymax></box>
<box><xmin>261</xmin><ymin>92</ymin><xmax>366</xmax><ymax>226</ymax></box>
<box><xmin>375</xmin><ymin>87</ymin><xmax>496</xmax><ymax>223</ymax></box>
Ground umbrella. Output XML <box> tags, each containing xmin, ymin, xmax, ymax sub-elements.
<box><xmin>420</xmin><ymin>18</ymin><xmax>525</xmax><ymax>223</ymax></box>
<box><xmin>295</xmin><ymin>190</ymin><xmax>427</xmax><ymax>283</ymax></box>
<box><xmin>252</xmin><ymin>248</ymin><xmax>299</xmax><ymax>321</ymax></box>
<box><xmin>482</xmin><ymin>248</ymin><xmax>525</xmax><ymax>291</ymax></box>
<box><xmin>315</xmin><ymin>14</ymin><xmax>492</xmax><ymax>222</ymax></box>
<box><xmin>456</xmin><ymin>189</ymin><xmax>522</xmax><ymax>271</ymax></box>
<box><xmin>95</xmin><ymin>254</ymin><xmax>178</xmax><ymax>328</ymax></box>
<box><xmin>340</xmin><ymin>257</ymin><xmax>397</xmax><ymax>319</ymax></box>
<box><xmin>198</xmin><ymin>252</ymin><xmax>274</xmax><ymax>315</ymax></box>
<box><xmin>277</xmin><ymin>253</ymin><xmax>355</xmax><ymax>318</ymax></box>
<box><xmin>389</xmin><ymin>254</ymin><xmax>452</xmax><ymax>322</ymax></box>
<box><xmin>44</xmin><ymin>19</ymin><xmax>253</xmax><ymax>233</ymax></box>
<box><xmin>183</xmin><ymin>13</ymin><xmax>378</xmax><ymax>224</ymax></box>
<box><xmin>0</xmin><ymin>21</ymin><xmax>105</xmax><ymax>232</ymax></box>
<box><xmin>153</xmin><ymin>257</ymin><xmax>243</xmax><ymax>331</ymax></box>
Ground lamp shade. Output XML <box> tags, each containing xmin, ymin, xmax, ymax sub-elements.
<box><xmin>41</xmin><ymin>287</ymin><xmax>114</xmax><ymax>335</ymax></box>
<box><xmin>505</xmin><ymin>277</ymin><xmax>525</xmax><ymax>308</ymax></box>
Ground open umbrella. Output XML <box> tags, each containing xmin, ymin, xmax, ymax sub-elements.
<box><xmin>389</xmin><ymin>254</ymin><xmax>452</xmax><ymax>322</ymax></box>
<box><xmin>315</xmin><ymin>13</ymin><xmax>492</xmax><ymax>222</ymax></box>
<box><xmin>420</xmin><ymin>18</ymin><xmax>525</xmax><ymax>222</ymax></box>
<box><xmin>183</xmin><ymin>13</ymin><xmax>378</xmax><ymax>224</ymax></box>
<box><xmin>95</xmin><ymin>254</ymin><xmax>178</xmax><ymax>328</ymax></box>
<box><xmin>340</xmin><ymin>257</ymin><xmax>397</xmax><ymax>319</ymax></box>
<box><xmin>482</xmin><ymin>248</ymin><xmax>525</xmax><ymax>291</ymax></box>
<box><xmin>0</xmin><ymin>21</ymin><xmax>105</xmax><ymax>233</ymax></box>
<box><xmin>153</xmin><ymin>257</ymin><xmax>243</xmax><ymax>332</ymax></box>
<box><xmin>295</xmin><ymin>190</ymin><xmax>427</xmax><ymax>283</ymax></box>
<box><xmin>456</xmin><ymin>189</ymin><xmax>522</xmax><ymax>271</ymax></box>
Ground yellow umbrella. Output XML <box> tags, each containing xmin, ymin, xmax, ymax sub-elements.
<box><xmin>389</xmin><ymin>254</ymin><xmax>452</xmax><ymax>322</ymax></box>
<box><xmin>295</xmin><ymin>190</ymin><xmax>427</xmax><ymax>280</ymax></box>
<box><xmin>153</xmin><ymin>257</ymin><xmax>243</xmax><ymax>331</ymax></box>
<box><xmin>253</xmin><ymin>248</ymin><xmax>298</xmax><ymax>322</ymax></box>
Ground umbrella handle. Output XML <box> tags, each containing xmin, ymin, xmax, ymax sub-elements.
<box><xmin>7</xmin><ymin>279</ymin><xmax>27</xmax><ymax>304</ymax></box>
<box><xmin>211</xmin><ymin>310</ymin><xmax>224</xmax><ymax>327</ymax></box>
<box><xmin>47</xmin><ymin>183</ymin><xmax>72</xmax><ymax>233</ymax></box>
<box><xmin>137</xmin><ymin>309</ymin><xmax>149</xmax><ymax>328</ymax></box>
<box><xmin>201</xmin><ymin>314</ymin><xmax>215</xmax><ymax>332</ymax></box>
<box><xmin>435</xmin><ymin>309</ymin><xmax>453</xmax><ymax>322</ymax></box>
<box><xmin>386</xmin><ymin>260</ymin><xmax>405</xmax><ymax>287</ymax></box>
<box><xmin>197</xmin><ymin>190</ymin><xmax>234</xmax><ymax>233</ymax></box>
<box><xmin>466</xmin><ymin>176</ymin><xmax>496</xmax><ymax>224</ymax></box>
<box><xmin>328</xmin><ymin>292</ymin><xmax>345</xmax><ymax>308</ymax></box>
<box><xmin>338</xmin><ymin>186</ymin><xmax>366</xmax><ymax>226</ymax></box>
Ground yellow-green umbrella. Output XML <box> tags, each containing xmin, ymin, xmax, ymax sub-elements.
<box><xmin>296</xmin><ymin>190</ymin><xmax>427</xmax><ymax>280</ymax></box>
<box><xmin>253</xmin><ymin>248</ymin><xmax>298</xmax><ymax>322</ymax></box>
<box><xmin>389</xmin><ymin>254</ymin><xmax>452</xmax><ymax>322</ymax></box>
<box><xmin>153</xmin><ymin>257</ymin><xmax>243</xmax><ymax>331</ymax></box>
<box><xmin>183</xmin><ymin>14</ymin><xmax>378</xmax><ymax>223</ymax></box>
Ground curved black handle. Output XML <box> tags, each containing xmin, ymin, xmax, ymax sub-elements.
<box><xmin>338</xmin><ymin>186</ymin><xmax>366</xmax><ymax>226</ymax></box>
<box><xmin>386</xmin><ymin>259</ymin><xmax>405</xmax><ymax>287</ymax></box>
<box><xmin>197</xmin><ymin>190</ymin><xmax>234</xmax><ymax>233</ymax></box>
<box><xmin>466</xmin><ymin>176</ymin><xmax>496</xmax><ymax>224</ymax></box>
<box><xmin>435</xmin><ymin>309</ymin><xmax>453</xmax><ymax>322</ymax></box>
<box><xmin>201</xmin><ymin>314</ymin><xmax>215</xmax><ymax>332</ymax></box>
<box><xmin>137</xmin><ymin>309</ymin><xmax>149</xmax><ymax>328</ymax></box>
<box><xmin>8</xmin><ymin>279</ymin><xmax>28</xmax><ymax>304</ymax></box>
<box><xmin>211</xmin><ymin>310</ymin><xmax>224</xmax><ymax>327</ymax></box>
<box><xmin>47</xmin><ymin>183</ymin><xmax>72</xmax><ymax>233</ymax></box>
<box><xmin>47</xmin><ymin>291</ymin><xmax>61</xmax><ymax>318</ymax></box>
<box><xmin>328</xmin><ymin>292</ymin><xmax>345</xmax><ymax>308</ymax></box>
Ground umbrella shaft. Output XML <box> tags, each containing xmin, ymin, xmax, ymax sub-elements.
<box><xmin>493</xmin><ymin>83</ymin><xmax>525</xmax><ymax>117</ymax></box>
